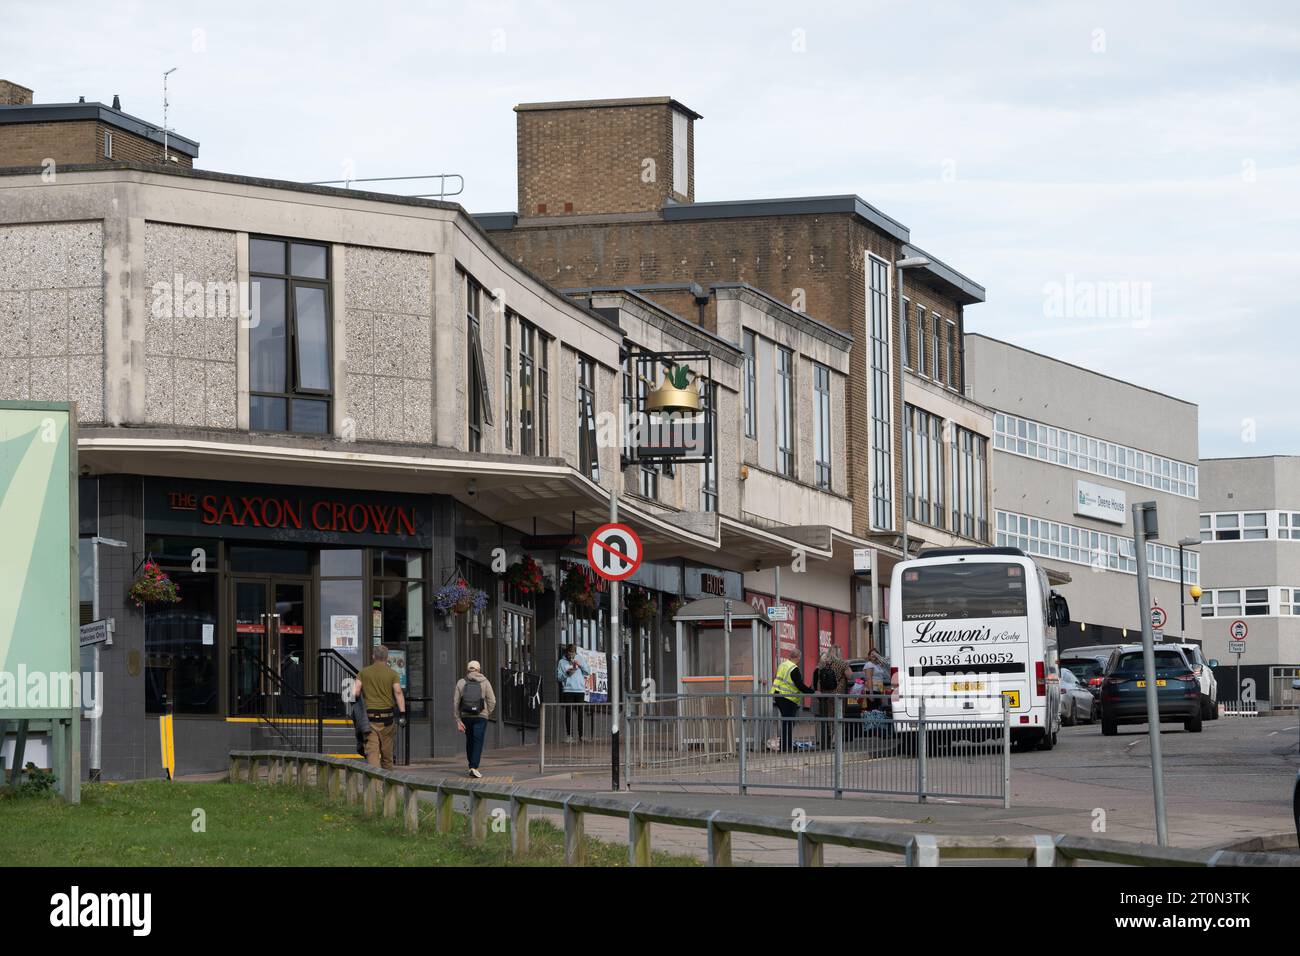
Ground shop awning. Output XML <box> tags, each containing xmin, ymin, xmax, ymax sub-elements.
<box><xmin>672</xmin><ymin>597</ymin><xmax>772</xmax><ymax>625</ymax></box>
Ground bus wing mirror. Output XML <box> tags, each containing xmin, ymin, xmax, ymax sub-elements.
<box><xmin>1050</xmin><ymin>592</ymin><xmax>1071</xmax><ymax>629</ymax></box>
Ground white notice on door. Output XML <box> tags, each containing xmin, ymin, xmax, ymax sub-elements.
<box><xmin>201</xmin><ymin>623</ymin><xmax>214</xmax><ymax>646</ymax></box>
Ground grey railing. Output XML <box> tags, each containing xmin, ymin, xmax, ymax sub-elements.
<box><xmin>227</xmin><ymin>750</ymin><xmax>1299</xmax><ymax>867</ymax></box>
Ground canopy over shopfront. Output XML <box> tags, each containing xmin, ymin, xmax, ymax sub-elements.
<box><xmin>672</xmin><ymin>597</ymin><xmax>773</xmax><ymax>696</ymax></box>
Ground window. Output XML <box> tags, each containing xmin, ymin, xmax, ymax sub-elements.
<box><xmin>946</xmin><ymin>319</ymin><xmax>959</xmax><ymax>389</ymax></box>
<box><xmin>463</xmin><ymin>272</ymin><xmax>493</xmax><ymax>451</ymax></box>
<box><xmin>776</xmin><ymin>345</ymin><xmax>796</xmax><ymax>477</ymax></box>
<box><xmin>949</xmin><ymin>425</ymin><xmax>987</xmax><ymax>540</ymax></box>
<box><xmin>701</xmin><ymin>381</ymin><xmax>718</xmax><ymax>511</ymax></box>
<box><xmin>905</xmin><ymin>406</ymin><xmax>932</xmax><ymax>524</ymax></box>
<box><xmin>104</xmin><ymin>131</ymin><xmax>113</xmax><ymax>159</ymax></box>
<box><xmin>517</xmin><ymin>318</ymin><xmax>549</xmax><ymax>456</ymax></box>
<box><xmin>997</xmin><ymin>509</ymin><xmax>1199</xmax><ymax>584</ymax></box>
<box><xmin>916</xmin><ymin>302</ymin><xmax>928</xmax><ymax>377</ymax></box>
<box><xmin>868</xmin><ymin>256</ymin><xmax>893</xmax><ymax>529</ymax></box>
<box><xmin>993</xmin><ymin>412</ymin><xmax>1198</xmax><ymax>498</ymax></box>
<box><xmin>1201</xmin><ymin>588</ymin><xmax>1269</xmax><ymax>617</ymax></box>
<box><xmin>629</xmin><ymin>352</ymin><xmax>659</xmax><ymax>499</ymax></box>
<box><xmin>932</xmin><ymin>415</ymin><xmax>945</xmax><ymax>530</ymax></box>
<box><xmin>743</xmin><ymin>330</ymin><xmax>757</xmax><ymax>438</ymax></box>
<box><xmin>813</xmin><ymin>363</ymin><xmax>831</xmax><ymax>490</ymax></box>
<box><xmin>503</xmin><ymin>314</ymin><xmax>513</xmax><ymax>450</ymax></box>
<box><xmin>249</xmin><ymin>237</ymin><xmax>332</xmax><ymax>434</ymax></box>
<box><xmin>931</xmin><ymin>312</ymin><xmax>943</xmax><ymax>383</ymax></box>
<box><xmin>901</xmin><ymin>299</ymin><xmax>912</xmax><ymax>370</ymax></box>
<box><xmin>577</xmin><ymin>354</ymin><xmax>600</xmax><ymax>482</ymax></box>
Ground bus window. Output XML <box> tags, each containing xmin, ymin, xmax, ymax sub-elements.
<box><xmin>901</xmin><ymin>563</ymin><xmax>1028</xmax><ymax>620</ymax></box>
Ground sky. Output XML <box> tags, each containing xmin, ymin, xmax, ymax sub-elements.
<box><xmin>4</xmin><ymin>0</ymin><xmax>1297</xmax><ymax>458</ymax></box>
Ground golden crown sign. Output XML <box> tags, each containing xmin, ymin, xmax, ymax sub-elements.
<box><xmin>645</xmin><ymin>365</ymin><xmax>701</xmax><ymax>413</ymax></box>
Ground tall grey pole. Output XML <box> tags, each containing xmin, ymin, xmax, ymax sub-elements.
<box><xmin>895</xmin><ymin>264</ymin><xmax>909</xmax><ymax>562</ymax></box>
<box><xmin>610</xmin><ymin>489</ymin><xmax>620</xmax><ymax>791</ymax></box>
<box><xmin>1132</xmin><ymin>502</ymin><xmax>1168</xmax><ymax>845</ymax></box>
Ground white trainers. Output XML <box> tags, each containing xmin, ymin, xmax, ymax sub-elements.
<box><xmin>469</xmin><ymin>768</ymin><xmax>482</xmax><ymax>778</ymax></box>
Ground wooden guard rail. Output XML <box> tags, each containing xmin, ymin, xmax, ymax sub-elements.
<box><xmin>227</xmin><ymin>750</ymin><xmax>1299</xmax><ymax>868</ymax></box>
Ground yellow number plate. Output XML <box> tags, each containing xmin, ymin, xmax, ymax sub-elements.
<box><xmin>952</xmin><ymin>681</ymin><xmax>985</xmax><ymax>692</ymax></box>
<box><xmin>1002</xmin><ymin>690</ymin><xmax>1020</xmax><ymax>708</ymax></box>
<box><xmin>1135</xmin><ymin>680</ymin><xmax>1167</xmax><ymax>688</ymax></box>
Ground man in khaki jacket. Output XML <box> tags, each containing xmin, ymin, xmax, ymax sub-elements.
<box><xmin>353</xmin><ymin>645</ymin><xmax>406</xmax><ymax>769</ymax></box>
<box><xmin>453</xmin><ymin>661</ymin><xmax>496</xmax><ymax>778</ymax></box>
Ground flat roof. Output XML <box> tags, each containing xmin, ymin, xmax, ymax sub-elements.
<box><xmin>0</xmin><ymin>101</ymin><xmax>200</xmax><ymax>157</ymax></box>
<box><xmin>515</xmin><ymin>96</ymin><xmax>702</xmax><ymax>120</ymax></box>
<box><xmin>965</xmin><ymin>332</ymin><xmax>1198</xmax><ymax>409</ymax></box>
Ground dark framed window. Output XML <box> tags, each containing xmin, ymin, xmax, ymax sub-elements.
<box><xmin>868</xmin><ymin>255</ymin><xmax>893</xmax><ymax>529</ymax></box>
<box><xmin>901</xmin><ymin>299</ymin><xmax>911</xmax><ymax>370</ymax></box>
<box><xmin>947</xmin><ymin>319</ymin><xmax>959</xmax><ymax>389</ymax></box>
<box><xmin>578</xmin><ymin>354</ymin><xmax>600</xmax><ymax>481</ymax></box>
<box><xmin>743</xmin><ymin>330</ymin><xmax>757</xmax><ymax>438</ymax></box>
<box><xmin>776</xmin><ymin>345</ymin><xmax>795</xmax><ymax>477</ymax></box>
<box><xmin>463</xmin><ymin>271</ymin><xmax>493</xmax><ymax>451</ymax></box>
<box><xmin>518</xmin><ymin>317</ymin><xmax>550</xmax><ymax>456</ymax></box>
<box><xmin>916</xmin><ymin>302</ymin><xmax>928</xmax><ymax>377</ymax></box>
<box><xmin>249</xmin><ymin>236</ymin><xmax>332</xmax><ymax>434</ymax></box>
<box><xmin>701</xmin><ymin>381</ymin><xmax>718</xmax><ymax>511</ymax></box>
<box><xmin>931</xmin><ymin>311</ymin><xmax>943</xmax><ymax>383</ymax></box>
<box><xmin>503</xmin><ymin>313</ymin><xmax>513</xmax><ymax>450</ymax></box>
<box><xmin>813</xmin><ymin>362</ymin><xmax>831</xmax><ymax>490</ymax></box>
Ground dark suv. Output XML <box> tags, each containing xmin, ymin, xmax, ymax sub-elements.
<box><xmin>1100</xmin><ymin>644</ymin><xmax>1203</xmax><ymax>736</ymax></box>
<box><xmin>1060</xmin><ymin>652</ymin><xmax>1112</xmax><ymax>700</ymax></box>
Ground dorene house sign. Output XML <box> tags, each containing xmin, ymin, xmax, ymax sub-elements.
<box><xmin>144</xmin><ymin>479</ymin><xmax>433</xmax><ymax>548</ymax></box>
<box><xmin>1074</xmin><ymin>479</ymin><xmax>1127</xmax><ymax>525</ymax></box>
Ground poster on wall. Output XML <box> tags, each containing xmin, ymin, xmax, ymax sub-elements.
<box><xmin>747</xmin><ymin>592</ymin><xmax>798</xmax><ymax>656</ymax></box>
<box><xmin>388</xmin><ymin>648</ymin><xmax>407</xmax><ymax>690</ymax></box>
<box><xmin>584</xmin><ymin>650</ymin><xmax>609</xmax><ymax>702</ymax></box>
<box><xmin>330</xmin><ymin>615</ymin><xmax>358</xmax><ymax>651</ymax></box>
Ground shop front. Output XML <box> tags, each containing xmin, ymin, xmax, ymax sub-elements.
<box><xmin>139</xmin><ymin>478</ymin><xmax>435</xmax><ymax>746</ymax></box>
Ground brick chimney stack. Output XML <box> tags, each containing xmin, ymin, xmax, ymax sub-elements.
<box><xmin>0</xmin><ymin>80</ymin><xmax>34</xmax><ymax>106</ymax></box>
<box><xmin>515</xmin><ymin>96</ymin><xmax>700</xmax><ymax>218</ymax></box>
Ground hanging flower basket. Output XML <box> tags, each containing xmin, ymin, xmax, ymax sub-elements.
<box><xmin>128</xmin><ymin>560</ymin><xmax>181</xmax><ymax>609</ymax></box>
<box><xmin>665</xmin><ymin>596</ymin><xmax>685</xmax><ymax>619</ymax></box>
<box><xmin>435</xmin><ymin>579</ymin><xmax>488</xmax><ymax>616</ymax></box>
<box><xmin>625</xmin><ymin>586</ymin><xmax>656</xmax><ymax>625</ymax></box>
<box><xmin>561</xmin><ymin>565</ymin><xmax>596</xmax><ymax>609</ymax></box>
<box><xmin>504</xmin><ymin>554</ymin><xmax>546</xmax><ymax>595</ymax></box>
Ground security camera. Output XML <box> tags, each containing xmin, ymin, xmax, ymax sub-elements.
<box><xmin>466</xmin><ymin>478</ymin><xmax>477</xmax><ymax>498</ymax></box>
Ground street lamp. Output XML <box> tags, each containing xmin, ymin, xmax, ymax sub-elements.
<box><xmin>1177</xmin><ymin>536</ymin><xmax>1199</xmax><ymax>633</ymax></box>
<box><xmin>895</xmin><ymin>254</ymin><xmax>931</xmax><ymax>563</ymax></box>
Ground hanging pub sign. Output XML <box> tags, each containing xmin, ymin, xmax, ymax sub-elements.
<box><xmin>626</xmin><ymin>346</ymin><xmax>715</xmax><ymax>465</ymax></box>
<box><xmin>144</xmin><ymin>478</ymin><xmax>433</xmax><ymax>548</ymax></box>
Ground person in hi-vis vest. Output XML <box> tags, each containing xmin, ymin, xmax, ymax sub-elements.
<box><xmin>771</xmin><ymin>650</ymin><xmax>814</xmax><ymax>752</ymax></box>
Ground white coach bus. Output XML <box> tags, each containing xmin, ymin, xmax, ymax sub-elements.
<box><xmin>888</xmin><ymin>547</ymin><xmax>1071</xmax><ymax>751</ymax></box>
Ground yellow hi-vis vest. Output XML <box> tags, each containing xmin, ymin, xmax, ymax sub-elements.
<box><xmin>773</xmin><ymin>659</ymin><xmax>801</xmax><ymax>703</ymax></box>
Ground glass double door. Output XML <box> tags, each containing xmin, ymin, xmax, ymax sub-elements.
<box><xmin>231</xmin><ymin>577</ymin><xmax>311</xmax><ymax>716</ymax></box>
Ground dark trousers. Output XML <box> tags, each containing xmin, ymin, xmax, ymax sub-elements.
<box><xmin>774</xmin><ymin>697</ymin><xmax>799</xmax><ymax>752</ymax></box>
<box><xmin>560</xmin><ymin>691</ymin><xmax>585</xmax><ymax>739</ymax></box>
<box><xmin>816</xmin><ymin>697</ymin><xmax>839</xmax><ymax>751</ymax></box>
<box><xmin>463</xmin><ymin>716</ymin><xmax>487</xmax><ymax>769</ymax></box>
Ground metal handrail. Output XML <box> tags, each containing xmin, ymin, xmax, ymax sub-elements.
<box><xmin>228</xmin><ymin>750</ymin><xmax>1300</xmax><ymax>868</ymax></box>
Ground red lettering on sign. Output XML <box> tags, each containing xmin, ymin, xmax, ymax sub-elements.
<box><xmin>332</xmin><ymin>502</ymin><xmax>347</xmax><ymax>532</ymax></box>
<box><xmin>217</xmin><ymin>496</ymin><xmax>240</xmax><ymax>526</ymax></box>
<box><xmin>368</xmin><ymin>505</ymin><xmax>393</xmax><ymax>534</ymax></box>
<box><xmin>395</xmin><ymin>508</ymin><xmax>415</xmax><ymax>537</ymax></box>
<box><xmin>281</xmin><ymin>500</ymin><xmax>302</xmax><ymax>530</ymax></box>
<box><xmin>200</xmin><ymin>495</ymin><xmax>220</xmax><ymax>524</ymax></box>
<box><xmin>311</xmin><ymin>501</ymin><xmax>330</xmax><ymax>530</ymax></box>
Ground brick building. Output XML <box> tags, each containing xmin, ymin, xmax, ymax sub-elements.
<box><xmin>0</xmin><ymin>79</ymin><xmax>198</xmax><ymax>169</ymax></box>
<box><xmin>480</xmin><ymin>97</ymin><xmax>993</xmax><ymax>586</ymax></box>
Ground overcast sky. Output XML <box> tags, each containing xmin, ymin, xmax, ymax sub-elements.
<box><xmin>5</xmin><ymin>0</ymin><xmax>1297</xmax><ymax>458</ymax></box>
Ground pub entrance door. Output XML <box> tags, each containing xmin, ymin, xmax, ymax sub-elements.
<box><xmin>230</xmin><ymin>577</ymin><xmax>313</xmax><ymax>716</ymax></box>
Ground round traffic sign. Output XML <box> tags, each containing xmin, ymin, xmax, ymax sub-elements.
<box><xmin>1150</xmin><ymin>605</ymin><xmax>1167</xmax><ymax>629</ymax></box>
<box><xmin>1228</xmin><ymin>619</ymin><xmax>1248</xmax><ymax>640</ymax></box>
<box><xmin>587</xmin><ymin>523</ymin><xmax>643</xmax><ymax>581</ymax></box>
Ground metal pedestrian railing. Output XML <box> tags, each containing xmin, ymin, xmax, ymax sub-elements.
<box><xmin>623</xmin><ymin>693</ymin><xmax>1010</xmax><ymax>806</ymax></box>
<box><xmin>229</xmin><ymin>749</ymin><xmax>1300</xmax><ymax>868</ymax></box>
<box><xmin>540</xmin><ymin>693</ymin><xmax>1011</xmax><ymax>806</ymax></box>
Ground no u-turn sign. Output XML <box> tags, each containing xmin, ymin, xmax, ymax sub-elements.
<box><xmin>587</xmin><ymin>523</ymin><xmax>643</xmax><ymax>581</ymax></box>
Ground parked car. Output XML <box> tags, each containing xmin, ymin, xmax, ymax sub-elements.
<box><xmin>1059</xmin><ymin>667</ymin><xmax>1096</xmax><ymax>725</ymax></box>
<box><xmin>1100</xmin><ymin>644</ymin><xmax>1203</xmax><ymax>735</ymax></box>
<box><xmin>1171</xmin><ymin>643</ymin><xmax>1219</xmax><ymax>720</ymax></box>
<box><xmin>1060</xmin><ymin>650</ymin><xmax>1114</xmax><ymax>699</ymax></box>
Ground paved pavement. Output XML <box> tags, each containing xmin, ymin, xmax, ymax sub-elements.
<box><xmin>394</xmin><ymin>714</ymin><xmax>1300</xmax><ymax>865</ymax></box>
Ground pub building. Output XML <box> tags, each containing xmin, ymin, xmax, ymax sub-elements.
<box><xmin>6</xmin><ymin>160</ymin><xmax>892</xmax><ymax>779</ymax></box>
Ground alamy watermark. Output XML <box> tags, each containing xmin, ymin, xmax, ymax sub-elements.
<box><xmin>0</xmin><ymin>667</ymin><xmax>103</xmax><ymax>717</ymax></box>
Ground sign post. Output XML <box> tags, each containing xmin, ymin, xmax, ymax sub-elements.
<box><xmin>1228</xmin><ymin>620</ymin><xmax>1248</xmax><ymax>705</ymax></box>
<box><xmin>587</xmin><ymin>508</ymin><xmax>643</xmax><ymax>791</ymax></box>
<box><xmin>1131</xmin><ymin>500</ymin><xmax>1168</xmax><ymax>845</ymax></box>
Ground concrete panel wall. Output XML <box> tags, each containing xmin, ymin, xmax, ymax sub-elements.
<box><xmin>0</xmin><ymin>220</ymin><xmax>105</xmax><ymax>421</ymax></box>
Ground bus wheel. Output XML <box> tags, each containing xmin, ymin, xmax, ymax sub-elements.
<box><xmin>1037</xmin><ymin>730</ymin><xmax>1055</xmax><ymax>751</ymax></box>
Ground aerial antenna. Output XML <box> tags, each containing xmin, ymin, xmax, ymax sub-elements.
<box><xmin>162</xmin><ymin>67</ymin><xmax>178</xmax><ymax>162</ymax></box>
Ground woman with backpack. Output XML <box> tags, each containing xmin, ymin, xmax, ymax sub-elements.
<box><xmin>813</xmin><ymin>646</ymin><xmax>853</xmax><ymax>751</ymax></box>
<box><xmin>454</xmin><ymin>661</ymin><xmax>496</xmax><ymax>778</ymax></box>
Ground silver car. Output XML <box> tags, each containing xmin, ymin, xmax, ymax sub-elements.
<box><xmin>1172</xmin><ymin>643</ymin><xmax>1219</xmax><ymax>720</ymax></box>
<box><xmin>1059</xmin><ymin>667</ymin><xmax>1096</xmax><ymax>725</ymax></box>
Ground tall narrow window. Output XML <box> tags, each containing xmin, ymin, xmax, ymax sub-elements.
<box><xmin>868</xmin><ymin>256</ymin><xmax>893</xmax><ymax>528</ymax></box>
<box><xmin>672</xmin><ymin>109</ymin><xmax>689</xmax><ymax>196</ymax></box>
<box><xmin>813</xmin><ymin>363</ymin><xmax>831</xmax><ymax>490</ymax></box>
<box><xmin>946</xmin><ymin>319</ymin><xmax>959</xmax><ymax>389</ymax></box>
<box><xmin>743</xmin><ymin>330</ymin><xmax>757</xmax><ymax>439</ymax></box>
<box><xmin>904</xmin><ymin>408</ymin><xmax>914</xmax><ymax>520</ymax></box>
<box><xmin>503</xmin><ymin>313</ymin><xmax>513</xmax><ymax>450</ymax></box>
<box><xmin>538</xmin><ymin>332</ymin><xmax>549</xmax><ymax>456</ymax></box>
<box><xmin>519</xmin><ymin>320</ymin><xmax>535</xmax><ymax>454</ymax></box>
<box><xmin>249</xmin><ymin>237</ymin><xmax>332</xmax><ymax>434</ymax></box>
<box><xmin>901</xmin><ymin>299</ymin><xmax>911</xmax><ymax>370</ymax></box>
<box><xmin>975</xmin><ymin>433</ymin><xmax>988</xmax><ymax>541</ymax></box>
<box><xmin>776</xmin><ymin>345</ymin><xmax>796</xmax><ymax>477</ymax></box>
<box><xmin>932</xmin><ymin>312</ymin><xmax>943</xmax><ymax>383</ymax></box>
<box><xmin>464</xmin><ymin>272</ymin><xmax>493</xmax><ymax>451</ymax></box>
<box><xmin>577</xmin><ymin>355</ymin><xmax>600</xmax><ymax>482</ymax></box>
<box><xmin>700</xmin><ymin>381</ymin><xmax>718</xmax><ymax>511</ymax></box>
<box><xmin>916</xmin><ymin>303</ymin><xmax>928</xmax><ymax>377</ymax></box>
<box><xmin>932</xmin><ymin>417</ymin><xmax>945</xmax><ymax>530</ymax></box>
